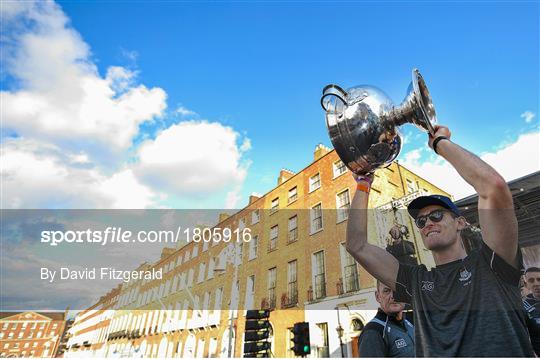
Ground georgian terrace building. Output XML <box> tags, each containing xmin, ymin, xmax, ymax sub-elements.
<box><xmin>65</xmin><ymin>145</ymin><xmax>449</xmax><ymax>358</ymax></box>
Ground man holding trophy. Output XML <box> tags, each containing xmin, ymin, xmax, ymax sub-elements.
<box><xmin>322</xmin><ymin>70</ymin><xmax>535</xmax><ymax>356</ymax></box>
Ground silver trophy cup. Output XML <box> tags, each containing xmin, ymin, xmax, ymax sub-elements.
<box><xmin>321</xmin><ymin>68</ymin><xmax>437</xmax><ymax>174</ymax></box>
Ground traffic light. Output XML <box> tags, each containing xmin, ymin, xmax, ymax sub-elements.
<box><xmin>291</xmin><ymin>322</ymin><xmax>310</xmax><ymax>357</ymax></box>
<box><xmin>244</xmin><ymin>310</ymin><xmax>271</xmax><ymax>358</ymax></box>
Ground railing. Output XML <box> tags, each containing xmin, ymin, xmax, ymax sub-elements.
<box><xmin>261</xmin><ymin>294</ymin><xmax>276</xmax><ymax>310</ymax></box>
<box><xmin>281</xmin><ymin>284</ymin><xmax>298</xmax><ymax>308</ymax></box>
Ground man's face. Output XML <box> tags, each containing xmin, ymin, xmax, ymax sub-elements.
<box><xmin>416</xmin><ymin>205</ymin><xmax>464</xmax><ymax>251</ymax></box>
<box><xmin>525</xmin><ymin>271</ymin><xmax>540</xmax><ymax>299</ymax></box>
<box><xmin>375</xmin><ymin>282</ymin><xmax>405</xmax><ymax>314</ymax></box>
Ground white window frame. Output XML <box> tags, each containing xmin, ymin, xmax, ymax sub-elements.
<box><xmin>310</xmin><ymin>203</ymin><xmax>324</xmax><ymax>234</ymax></box>
<box><xmin>207</xmin><ymin>258</ymin><xmax>215</xmax><ymax>280</ymax></box>
<box><xmin>270</xmin><ymin>197</ymin><xmax>279</xmax><ymax>214</ymax></box>
<box><xmin>269</xmin><ymin>225</ymin><xmax>278</xmax><ymax>251</ymax></box>
<box><xmin>288</xmin><ymin>215</ymin><xmax>298</xmax><ymax>243</ymax></box>
<box><xmin>312</xmin><ymin>250</ymin><xmax>327</xmax><ymax>300</ymax></box>
<box><xmin>248</xmin><ymin>235</ymin><xmax>258</xmax><ymax>260</ymax></box>
<box><xmin>336</xmin><ymin>189</ymin><xmax>350</xmax><ymax>223</ymax></box>
<box><xmin>197</xmin><ymin>263</ymin><xmax>206</xmax><ymax>283</ymax></box>
<box><xmin>333</xmin><ymin>160</ymin><xmax>347</xmax><ymax>178</ymax></box>
<box><xmin>288</xmin><ymin>186</ymin><xmax>298</xmax><ymax>204</ymax></box>
<box><xmin>252</xmin><ymin>209</ymin><xmax>260</xmax><ymax>224</ymax></box>
<box><xmin>309</xmin><ymin>173</ymin><xmax>321</xmax><ymax>192</ymax></box>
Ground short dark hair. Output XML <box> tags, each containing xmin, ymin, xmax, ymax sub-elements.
<box><xmin>525</xmin><ymin>267</ymin><xmax>540</xmax><ymax>274</ymax></box>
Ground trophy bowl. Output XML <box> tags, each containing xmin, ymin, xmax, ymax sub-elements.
<box><xmin>321</xmin><ymin>68</ymin><xmax>437</xmax><ymax>175</ymax></box>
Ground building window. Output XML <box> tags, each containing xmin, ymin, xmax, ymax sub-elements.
<box><xmin>269</xmin><ymin>225</ymin><xmax>278</xmax><ymax>251</ymax></box>
<box><xmin>310</xmin><ymin>204</ymin><xmax>323</xmax><ymax>234</ymax></box>
<box><xmin>267</xmin><ymin>267</ymin><xmax>277</xmax><ymax>309</ymax></box>
<box><xmin>192</xmin><ymin>245</ymin><xmax>199</xmax><ymax>258</ymax></box>
<box><xmin>313</xmin><ymin>251</ymin><xmax>326</xmax><ymax>299</ymax></box>
<box><xmin>187</xmin><ymin>268</ymin><xmax>194</xmax><ymax>287</ymax></box>
<box><xmin>288</xmin><ymin>186</ymin><xmax>298</xmax><ymax>204</ymax></box>
<box><xmin>252</xmin><ymin>209</ymin><xmax>260</xmax><ymax>224</ymax></box>
<box><xmin>341</xmin><ymin>243</ymin><xmax>359</xmax><ymax>293</ymax></box>
<box><xmin>197</xmin><ymin>263</ymin><xmax>206</xmax><ymax>283</ymax></box>
<box><xmin>287</xmin><ymin>260</ymin><xmax>298</xmax><ymax>305</ymax></box>
<box><xmin>214</xmin><ymin>287</ymin><xmax>223</xmax><ymax>311</ymax></box>
<box><xmin>207</xmin><ymin>258</ymin><xmax>215</xmax><ymax>280</ymax></box>
<box><xmin>246</xmin><ymin>275</ymin><xmax>256</xmax><ymax>310</ymax></box>
<box><xmin>317</xmin><ymin>323</ymin><xmax>330</xmax><ymax>357</ymax></box>
<box><xmin>270</xmin><ymin>197</ymin><xmax>279</xmax><ymax>214</ymax></box>
<box><xmin>203</xmin><ymin>239</ymin><xmax>209</xmax><ymax>252</ymax></box>
<box><xmin>336</xmin><ymin>189</ymin><xmax>350</xmax><ymax>223</ymax></box>
<box><xmin>309</xmin><ymin>173</ymin><xmax>321</xmax><ymax>192</ymax></box>
<box><xmin>406</xmin><ymin>179</ymin><xmax>417</xmax><ymax>194</ymax></box>
<box><xmin>288</xmin><ymin>215</ymin><xmax>298</xmax><ymax>243</ymax></box>
<box><xmin>333</xmin><ymin>160</ymin><xmax>347</xmax><ymax>178</ymax></box>
<box><xmin>248</xmin><ymin>235</ymin><xmax>258</xmax><ymax>260</ymax></box>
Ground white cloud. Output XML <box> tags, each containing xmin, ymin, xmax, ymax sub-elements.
<box><xmin>0</xmin><ymin>1</ymin><xmax>252</xmax><ymax>209</ymax></box>
<box><xmin>134</xmin><ymin>120</ymin><xmax>250</xmax><ymax>204</ymax></box>
<box><xmin>521</xmin><ymin>111</ymin><xmax>536</xmax><ymax>123</ymax></box>
<box><xmin>175</xmin><ymin>106</ymin><xmax>197</xmax><ymax>117</ymax></box>
<box><xmin>0</xmin><ymin>0</ymin><xmax>167</xmax><ymax>158</ymax></box>
<box><xmin>400</xmin><ymin>131</ymin><xmax>540</xmax><ymax>200</ymax></box>
<box><xmin>0</xmin><ymin>138</ymin><xmax>160</xmax><ymax>208</ymax></box>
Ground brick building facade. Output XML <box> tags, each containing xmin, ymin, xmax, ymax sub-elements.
<box><xmin>0</xmin><ymin>311</ymin><xmax>68</xmax><ymax>358</ymax></box>
<box><xmin>65</xmin><ymin>145</ymin><xmax>449</xmax><ymax>358</ymax></box>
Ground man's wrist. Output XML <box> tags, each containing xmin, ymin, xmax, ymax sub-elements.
<box><xmin>355</xmin><ymin>175</ymin><xmax>373</xmax><ymax>193</ymax></box>
<box><xmin>355</xmin><ymin>174</ymin><xmax>374</xmax><ymax>185</ymax></box>
<box><xmin>356</xmin><ymin>182</ymin><xmax>371</xmax><ymax>193</ymax></box>
<box><xmin>432</xmin><ymin>136</ymin><xmax>450</xmax><ymax>155</ymax></box>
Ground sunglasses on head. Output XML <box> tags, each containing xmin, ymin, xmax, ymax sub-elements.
<box><xmin>415</xmin><ymin>209</ymin><xmax>453</xmax><ymax>229</ymax></box>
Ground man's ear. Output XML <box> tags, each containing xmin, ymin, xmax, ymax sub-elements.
<box><xmin>375</xmin><ymin>291</ymin><xmax>381</xmax><ymax>305</ymax></box>
<box><xmin>456</xmin><ymin>216</ymin><xmax>467</xmax><ymax>230</ymax></box>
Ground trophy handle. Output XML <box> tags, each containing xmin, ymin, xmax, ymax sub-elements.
<box><xmin>321</xmin><ymin>84</ymin><xmax>348</xmax><ymax>112</ymax></box>
<box><xmin>412</xmin><ymin>69</ymin><xmax>437</xmax><ymax>135</ymax></box>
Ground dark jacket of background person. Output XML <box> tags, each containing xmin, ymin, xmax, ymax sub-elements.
<box><xmin>524</xmin><ymin>293</ymin><xmax>540</xmax><ymax>356</ymax></box>
<box><xmin>358</xmin><ymin>309</ymin><xmax>415</xmax><ymax>357</ymax></box>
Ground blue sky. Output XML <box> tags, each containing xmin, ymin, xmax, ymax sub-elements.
<box><xmin>1</xmin><ymin>0</ymin><xmax>538</xmax><ymax>209</ymax></box>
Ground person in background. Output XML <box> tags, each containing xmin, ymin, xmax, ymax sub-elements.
<box><xmin>358</xmin><ymin>281</ymin><xmax>414</xmax><ymax>357</ymax></box>
<box><xmin>524</xmin><ymin>267</ymin><xmax>540</xmax><ymax>356</ymax></box>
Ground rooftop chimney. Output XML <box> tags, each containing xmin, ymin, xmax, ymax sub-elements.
<box><xmin>278</xmin><ymin>168</ymin><xmax>295</xmax><ymax>185</ymax></box>
<box><xmin>249</xmin><ymin>194</ymin><xmax>261</xmax><ymax>205</ymax></box>
<box><xmin>219</xmin><ymin>213</ymin><xmax>230</xmax><ymax>223</ymax></box>
<box><xmin>314</xmin><ymin>143</ymin><xmax>331</xmax><ymax>161</ymax></box>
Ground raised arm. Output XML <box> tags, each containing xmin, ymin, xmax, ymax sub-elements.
<box><xmin>345</xmin><ymin>175</ymin><xmax>400</xmax><ymax>291</ymax></box>
<box><xmin>430</xmin><ymin>125</ymin><xmax>518</xmax><ymax>267</ymax></box>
